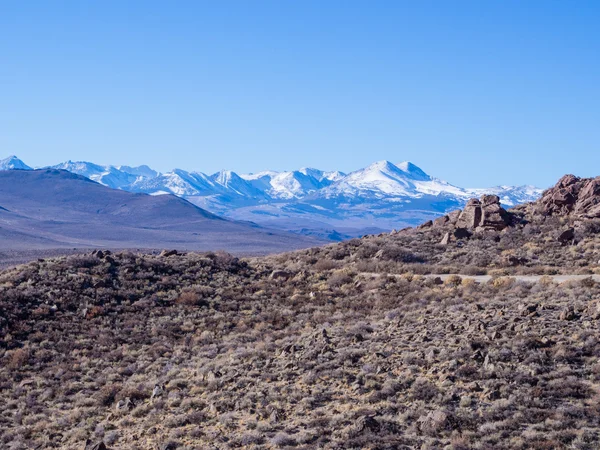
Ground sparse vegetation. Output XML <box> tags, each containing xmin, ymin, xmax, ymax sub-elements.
<box><xmin>2</xmin><ymin>178</ymin><xmax>600</xmax><ymax>449</ymax></box>
<box><xmin>0</xmin><ymin>242</ymin><xmax>599</xmax><ymax>449</ymax></box>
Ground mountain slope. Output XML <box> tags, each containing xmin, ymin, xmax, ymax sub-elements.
<box><xmin>0</xmin><ymin>156</ymin><xmax>544</xmax><ymax>238</ymax></box>
<box><xmin>0</xmin><ymin>169</ymin><xmax>321</xmax><ymax>252</ymax></box>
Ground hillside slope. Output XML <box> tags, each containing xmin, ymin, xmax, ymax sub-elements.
<box><xmin>0</xmin><ymin>169</ymin><xmax>321</xmax><ymax>253</ymax></box>
<box><xmin>1</xmin><ymin>220</ymin><xmax>600</xmax><ymax>448</ymax></box>
<box><xmin>274</xmin><ymin>174</ymin><xmax>600</xmax><ymax>275</ymax></box>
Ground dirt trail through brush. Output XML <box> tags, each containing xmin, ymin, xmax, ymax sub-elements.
<box><xmin>361</xmin><ymin>273</ymin><xmax>600</xmax><ymax>283</ymax></box>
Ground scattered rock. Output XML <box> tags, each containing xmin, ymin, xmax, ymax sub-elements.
<box><xmin>419</xmin><ymin>410</ymin><xmax>450</xmax><ymax>435</ymax></box>
<box><xmin>151</xmin><ymin>384</ymin><xmax>165</xmax><ymax>400</ymax></box>
<box><xmin>354</xmin><ymin>415</ymin><xmax>380</xmax><ymax>433</ymax></box>
<box><xmin>520</xmin><ymin>304</ymin><xmax>538</xmax><ymax>317</ymax></box>
<box><xmin>84</xmin><ymin>440</ymin><xmax>108</xmax><ymax>450</ymax></box>
<box><xmin>558</xmin><ymin>228</ymin><xmax>575</xmax><ymax>245</ymax></box>
<box><xmin>586</xmin><ymin>302</ymin><xmax>600</xmax><ymax>320</ymax></box>
<box><xmin>505</xmin><ymin>255</ymin><xmax>529</xmax><ymax>266</ymax></box>
<box><xmin>160</xmin><ymin>249</ymin><xmax>179</xmax><ymax>257</ymax></box>
<box><xmin>559</xmin><ymin>306</ymin><xmax>578</xmax><ymax>321</ymax></box>
<box><xmin>270</xmin><ymin>269</ymin><xmax>293</xmax><ymax>280</ymax></box>
<box><xmin>440</xmin><ymin>232</ymin><xmax>451</xmax><ymax>245</ymax></box>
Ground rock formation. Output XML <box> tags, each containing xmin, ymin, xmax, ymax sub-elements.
<box><xmin>456</xmin><ymin>199</ymin><xmax>483</xmax><ymax>229</ymax></box>
<box><xmin>537</xmin><ymin>174</ymin><xmax>600</xmax><ymax>218</ymax></box>
<box><xmin>455</xmin><ymin>195</ymin><xmax>511</xmax><ymax>231</ymax></box>
<box><xmin>436</xmin><ymin>195</ymin><xmax>512</xmax><ymax>244</ymax></box>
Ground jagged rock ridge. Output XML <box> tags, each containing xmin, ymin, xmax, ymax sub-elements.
<box><xmin>535</xmin><ymin>174</ymin><xmax>600</xmax><ymax>218</ymax></box>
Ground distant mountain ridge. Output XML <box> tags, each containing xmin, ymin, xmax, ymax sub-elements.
<box><xmin>0</xmin><ymin>155</ymin><xmax>544</xmax><ymax>239</ymax></box>
<box><xmin>0</xmin><ymin>168</ymin><xmax>320</xmax><ymax>252</ymax></box>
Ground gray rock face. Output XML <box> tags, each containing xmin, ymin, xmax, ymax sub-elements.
<box><xmin>456</xmin><ymin>199</ymin><xmax>483</xmax><ymax>229</ymax></box>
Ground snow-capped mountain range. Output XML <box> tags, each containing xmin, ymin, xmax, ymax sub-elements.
<box><xmin>0</xmin><ymin>155</ymin><xmax>544</xmax><ymax>240</ymax></box>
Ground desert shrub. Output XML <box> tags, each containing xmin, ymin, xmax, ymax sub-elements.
<box><xmin>444</xmin><ymin>275</ymin><xmax>463</xmax><ymax>287</ymax></box>
<box><xmin>96</xmin><ymin>384</ymin><xmax>121</xmax><ymax>407</ymax></box>
<box><xmin>175</xmin><ymin>290</ymin><xmax>208</xmax><ymax>307</ymax></box>
<box><xmin>313</xmin><ymin>259</ymin><xmax>338</xmax><ymax>271</ymax></box>
<box><xmin>6</xmin><ymin>348</ymin><xmax>30</xmax><ymax>369</ymax></box>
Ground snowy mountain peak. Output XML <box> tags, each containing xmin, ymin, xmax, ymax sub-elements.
<box><xmin>323</xmin><ymin>170</ymin><xmax>346</xmax><ymax>182</ymax></box>
<box><xmin>0</xmin><ymin>155</ymin><xmax>32</xmax><ymax>171</ymax></box>
<box><xmin>396</xmin><ymin>161</ymin><xmax>431</xmax><ymax>181</ymax></box>
<box><xmin>212</xmin><ymin>169</ymin><xmax>236</xmax><ymax>185</ymax></box>
<box><xmin>53</xmin><ymin>160</ymin><xmax>106</xmax><ymax>175</ymax></box>
<box><xmin>366</xmin><ymin>160</ymin><xmax>399</xmax><ymax>172</ymax></box>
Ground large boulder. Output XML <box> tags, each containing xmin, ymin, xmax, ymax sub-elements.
<box><xmin>455</xmin><ymin>195</ymin><xmax>511</xmax><ymax>231</ymax></box>
<box><xmin>456</xmin><ymin>199</ymin><xmax>483</xmax><ymax>228</ymax></box>
<box><xmin>558</xmin><ymin>228</ymin><xmax>575</xmax><ymax>245</ymax></box>
<box><xmin>480</xmin><ymin>195</ymin><xmax>511</xmax><ymax>230</ymax></box>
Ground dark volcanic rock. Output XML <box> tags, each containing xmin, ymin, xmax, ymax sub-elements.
<box><xmin>85</xmin><ymin>441</ymin><xmax>108</xmax><ymax>450</ymax></box>
<box><xmin>558</xmin><ymin>228</ymin><xmax>575</xmax><ymax>245</ymax></box>
<box><xmin>453</xmin><ymin>228</ymin><xmax>472</xmax><ymax>239</ymax></box>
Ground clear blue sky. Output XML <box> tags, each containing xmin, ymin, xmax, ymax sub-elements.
<box><xmin>1</xmin><ymin>1</ymin><xmax>599</xmax><ymax>187</ymax></box>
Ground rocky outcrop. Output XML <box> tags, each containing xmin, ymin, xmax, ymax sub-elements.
<box><xmin>453</xmin><ymin>195</ymin><xmax>511</xmax><ymax>232</ymax></box>
<box><xmin>480</xmin><ymin>195</ymin><xmax>512</xmax><ymax>230</ymax></box>
<box><xmin>538</xmin><ymin>174</ymin><xmax>600</xmax><ymax>218</ymax></box>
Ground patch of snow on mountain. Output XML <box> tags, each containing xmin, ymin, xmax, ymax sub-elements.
<box><xmin>211</xmin><ymin>170</ymin><xmax>266</xmax><ymax>198</ymax></box>
<box><xmin>466</xmin><ymin>185</ymin><xmax>544</xmax><ymax>207</ymax></box>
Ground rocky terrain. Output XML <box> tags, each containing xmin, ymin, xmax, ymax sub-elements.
<box><xmin>277</xmin><ymin>175</ymin><xmax>600</xmax><ymax>277</ymax></box>
<box><xmin>1</xmin><ymin>174</ymin><xmax>599</xmax><ymax>449</ymax></box>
